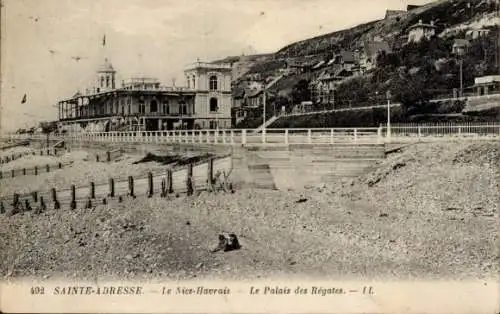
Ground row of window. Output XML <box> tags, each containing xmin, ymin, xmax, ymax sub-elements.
<box><xmin>62</xmin><ymin>97</ymin><xmax>222</xmax><ymax>118</ymax></box>
<box><xmin>186</xmin><ymin>75</ymin><xmax>219</xmax><ymax>91</ymax></box>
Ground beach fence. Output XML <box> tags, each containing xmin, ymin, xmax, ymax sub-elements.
<box><xmin>0</xmin><ymin>155</ymin><xmax>233</xmax><ymax>215</ymax></box>
<box><xmin>0</xmin><ymin>161</ymin><xmax>73</xmax><ymax>179</ymax></box>
<box><xmin>94</xmin><ymin>148</ymin><xmax>124</xmax><ymax>162</ymax></box>
<box><xmin>0</xmin><ymin>140</ymin><xmax>69</xmax><ymax>165</ymax></box>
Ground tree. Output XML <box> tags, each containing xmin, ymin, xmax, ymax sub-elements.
<box><xmin>391</xmin><ymin>71</ymin><xmax>433</xmax><ymax>116</ymax></box>
<box><xmin>291</xmin><ymin>79</ymin><xmax>311</xmax><ymax>104</ymax></box>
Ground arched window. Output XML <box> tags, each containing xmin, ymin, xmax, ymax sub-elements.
<box><xmin>150</xmin><ymin>100</ymin><xmax>158</xmax><ymax>113</ymax></box>
<box><xmin>100</xmin><ymin>77</ymin><xmax>104</xmax><ymax>88</ymax></box>
<box><xmin>106</xmin><ymin>76</ymin><xmax>110</xmax><ymax>88</ymax></box>
<box><xmin>192</xmin><ymin>76</ymin><xmax>196</xmax><ymax>89</ymax></box>
<box><xmin>209</xmin><ymin>75</ymin><xmax>218</xmax><ymax>91</ymax></box>
<box><xmin>163</xmin><ymin>102</ymin><xmax>169</xmax><ymax>114</ymax></box>
<box><xmin>209</xmin><ymin>97</ymin><xmax>218</xmax><ymax>112</ymax></box>
<box><xmin>187</xmin><ymin>77</ymin><xmax>190</xmax><ymax>88</ymax></box>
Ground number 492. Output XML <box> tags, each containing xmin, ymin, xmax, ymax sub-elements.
<box><xmin>30</xmin><ymin>286</ymin><xmax>45</xmax><ymax>295</ymax></box>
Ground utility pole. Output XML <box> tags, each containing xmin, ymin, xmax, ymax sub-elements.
<box><xmin>386</xmin><ymin>90</ymin><xmax>391</xmax><ymax>141</ymax></box>
<box><xmin>262</xmin><ymin>89</ymin><xmax>266</xmax><ymax>141</ymax></box>
<box><xmin>459</xmin><ymin>57</ymin><xmax>463</xmax><ymax>97</ymax></box>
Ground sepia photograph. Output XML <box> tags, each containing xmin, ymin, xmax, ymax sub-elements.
<box><xmin>0</xmin><ymin>0</ymin><xmax>499</xmax><ymax>312</ymax></box>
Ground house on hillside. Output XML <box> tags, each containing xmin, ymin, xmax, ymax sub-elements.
<box><xmin>466</xmin><ymin>28</ymin><xmax>491</xmax><ymax>40</ymax></box>
<box><xmin>244</xmin><ymin>88</ymin><xmax>265</xmax><ymax>108</ymax></box>
<box><xmin>452</xmin><ymin>39</ymin><xmax>470</xmax><ymax>56</ymax></box>
<box><xmin>332</xmin><ymin>51</ymin><xmax>356</xmax><ymax>71</ymax></box>
<box><xmin>310</xmin><ymin>65</ymin><xmax>351</xmax><ymax>106</ymax></box>
<box><xmin>359</xmin><ymin>40</ymin><xmax>392</xmax><ymax>73</ymax></box>
<box><xmin>473</xmin><ymin>75</ymin><xmax>500</xmax><ymax>96</ymax></box>
<box><xmin>407</xmin><ymin>20</ymin><xmax>436</xmax><ymax>43</ymax></box>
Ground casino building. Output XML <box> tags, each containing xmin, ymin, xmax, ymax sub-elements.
<box><xmin>57</xmin><ymin>56</ymin><xmax>232</xmax><ymax>132</ymax></box>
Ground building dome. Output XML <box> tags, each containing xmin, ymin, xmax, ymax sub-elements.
<box><xmin>98</xmin><ymin>58</ymin><xmax>115</xmax><ymax>72</ymax></box>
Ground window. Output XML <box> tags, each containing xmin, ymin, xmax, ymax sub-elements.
<box><xmin>121</xmin><ymin>106</ymin><xmax>125</xmax><ymax>115</ymax></box>
<box><xmin>100</xmin><ymin>77</ymin><xmax>104</xmax><ymax>88</ymax></box>
<box><xmin>209</xmin><ymin>120</ymin><xmax>218</xmax><ymax>129</ymax></box>
<box><xmin>128</xmin><ymin>105</ymin><xmax>131</xmax><ymax>114</ymax></box>
<box><xmin>209</xmin><ymin>75</ymin><xmax>218</xmax><ymax>90</ymax></box>
<box><xmin>106</xmin><ymin>76</ymin><xmax>110</xmax><ymax>88</ymax></box>
<box><xmin>139</xmin><ymin>103</ymin><xmax>145</xmax><ymax>114</ymax></box>
<box><xmin>181</xmin><ymin>103</ymin><xmax>187</xmax><ymax>115</ymax></box>
<box><xmin>150</xmin><ymin>100</ymin><xmax>158</xmax><ymax>113</ymax></box>
<box><xmin>163</xmin><ymin>103</ymin><xmax>169</xmax><ymax>114</ymax></box>
<box><xmin>209</xmin><ymin>98</ymin><xmax>218</xmax><ymax>112</ymax></box>
<box><xmin>192</xmin><ymin>76</ymin><xmax>196</xmax><ymax>89</ymax></box>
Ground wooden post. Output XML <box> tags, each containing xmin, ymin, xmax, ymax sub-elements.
<box><xmin>51</xmin><ymin>188</ymin><xmax>60</xmax><ymax>209</ymax></box>
<box><xmin>34</xmin><ymin>166</ymin><xmax>38</xmax><ymax>175</ymax></box>
<box><xmin>70</xmin><ymin>185</ymin><xmax>76</xmax><ymax>210</ymax></box>
<box><xmin>147</xmin><ymin>172</ymin><xmax>154</xmax><ymax>197</ymax></box>
<box><xmin>166</xmin><ymin>169</ymin><xmax>173</xmax><ymax>193</ymax></box>
<box><xmin>46</xmin><ymin>164</ymin><xmax>50</xmax><ymax>172</ymax></box>
<box><xmin>207</xmin><ymin>158</ymin><xmax>214</xmax><ymax>191</ymax></box>
<box><xmin>128</xmin><ymin>176</ymin><xmax>135</xmax><ymax>197</ymax></box>
<box><xmin>106</xmin><ymin>151</ymin><xmax>111</xmax><ymax>162</ymax></box>
<box><xmin>32</xmin><ymin>191</ymin><xmax>38</xmax><ymax>202</ymax></box>
<box><xmin>12</xmin><ymin>193</ymin><xmax>19</xmax><ymax>208</ymax></box>
<box><xmin>90</xmin><ymin>182</ymin><xmax>95</xmax><ymax>199</ymax></box>
<box><xmin>108</xmin><ymin>178</ymin><xmax>115</xmax><ymax>197</ymax></box>
<box><xmin>161</xmin><ymin>178</ymin><xmax>167</xmax><ymax>197</ymax></box>
<box><xmin>186</xmin><ymin>163</ymin><xmax>194</xmax><ymax>196</ymax></box>
<box><xmin>39</xmin><ymin>196</ymin><xmax>47</xmax><ymax>212</ymax></box>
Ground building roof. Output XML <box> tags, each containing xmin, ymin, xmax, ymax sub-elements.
<box><xmin>98</xmin><ymin>58</ymin><xmax>115</xmax><ymax>72</ymax></box>
<box><xmin>338</xmin><ymin>51</ymin><xmax>355</xmax><ymax>63</ymax></box>
<box><xmin>246</xmin><ymin>88</ymin><xmax>263</xmax><ymax>98</ymax></box>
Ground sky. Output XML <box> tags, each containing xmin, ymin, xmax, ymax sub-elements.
<box><xmin>0</xmin><ymin>0</ymin><xmax>436</xmax><ymax>132</ymax></box>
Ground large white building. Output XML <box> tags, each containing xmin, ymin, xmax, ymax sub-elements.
<box><xmin>57</xmin><ymin>57</ymin><xmax>233</xmax><ymax>132</ymax></box>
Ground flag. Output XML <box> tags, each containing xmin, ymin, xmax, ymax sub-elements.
<box><xmin>102</xmin><ymin>35</ymin><xmax>106</xmax><ymax>47</ymax></box>
<box><xmin>21</xmin><ymin>93</ymin><xmax>27</xmax><ymax>104</ymax></box>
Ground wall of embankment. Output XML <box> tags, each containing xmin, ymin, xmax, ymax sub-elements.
<box><xmin>47</xmin><ymin>139</ymin><xmax>386</xmax><ymax>191</ymax></box>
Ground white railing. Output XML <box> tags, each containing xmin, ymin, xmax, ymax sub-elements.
<box><xmin>4</xmin><ymin>123</ymin><xmax>500</xmax><ymax>145</ymax></box>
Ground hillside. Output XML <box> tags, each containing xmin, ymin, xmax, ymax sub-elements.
<box><xmin>231</xmin><ymin>0</ymin><xmax>500</xmax><ymax>128</ymax></box>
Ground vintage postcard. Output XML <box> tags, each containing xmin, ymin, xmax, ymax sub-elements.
<box><xmin>0</xmin><ymin>0</ymin><xmax>499</xmax><ymax>313</ymax></box>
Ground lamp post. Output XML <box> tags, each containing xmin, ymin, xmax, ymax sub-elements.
<box><xmin>262</xmin><ymin>89</ymin><xmax>266</xmax><ymax>143</ymax></box>
<box><xmin>459</xmin><ymin>57</ymin><xmax>463</xmax><ymax>97</ymax></box>
<box><xmin>386</xmin><ymin>90</ymin><xmax>391</xmax><ymax>141</ymax></box>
